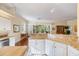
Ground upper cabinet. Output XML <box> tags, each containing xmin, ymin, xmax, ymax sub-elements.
<box><xmin>0</xmin><ymin>4</ymin><xmax>28</xmax><ymax>34</ymax></box>
<box><xmin>0</xmin><ymin>4</ymin><xmax>16</xmax><ymax>15</ymax></box>
<box><xmin>0</xmin><ymin>17</ymin><xmax>12</xmax><ymax>33</ymax></box>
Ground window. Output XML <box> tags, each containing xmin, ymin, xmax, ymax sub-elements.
<box><xmin>33</xmin><ymin>25</ymin><xmax>50</xmax><ymax>33</ymax></box>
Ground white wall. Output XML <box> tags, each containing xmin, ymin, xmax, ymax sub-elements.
<box><xmin>51</xmin><ymin>20</ymin><xmax>67</xmax><ymax>34</ymax></box>
<box><xmin>9</xmin><ymin>17</ymin><xmax>28</xmax><ymax>43</ymax></box>
<box><xmin>28</xmin><ymin>19</ymin><xmax>67</xmax><ymax>34</ymax></box>
<box><xmin>77</xmin><ymin>4</ymin><xmax>79</xmax><ymax>37</ymax></box>
<box><xmin>67</xmin><ymin>19</ymin><xmax>77</xmax><ymax>35</ymax></box>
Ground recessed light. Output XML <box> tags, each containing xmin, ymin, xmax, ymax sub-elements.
<box><xmin>38</xmin><ymin>17</ymin><xmax>41</xmax><ymax>20</ymax></box>
<box><xmin>50</xmin><ymin>8</ymin><xmax>55</xmax><ymax>13</ymax></box>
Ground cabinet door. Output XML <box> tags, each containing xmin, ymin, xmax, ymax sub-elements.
<box><xmin>28</xmin><ymin>39</ymin><xmax>37</xmax><ymax>54</ymax></box>
<box><xmin>68</xmin><ymin>46</ymin><xmax>79</xmax><ymax>56</ymax></box>
<box><xmin>9</xmin><ymin>37</ymin><xmax>16</xmax><ymax>46</ymax></box>
<box><xmin>36</xmin><ymin>40</ymin><xmax>45</xmax><ymax>54</ymax></box>
<box><xmin>54</xmin><ymin>42</ymin><xmax>67</xmax><ymax>56</ymax></box>
<box><xmin>28</xmin><ymin>39</ymin><xmax>36</xmax><ymax>48</ymax></box>
<box><xmin>45</xmin><ymin>40</ymin><xmax>54</xmax><ymax>56</ymax></box>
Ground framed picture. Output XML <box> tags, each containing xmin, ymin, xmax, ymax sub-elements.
<box><xmin>13</xmin><ymin>25</ymin><xmax>20</xmax><ymax>32</ymax></box>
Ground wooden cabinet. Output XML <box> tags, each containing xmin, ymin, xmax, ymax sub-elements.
<box><xmin>45</xmin><ymin>40</ymin><xmax>54</xmax><ymax>56</ymax></box>
<box><xmin>15</xmin><ymin>34</ymin><xmax>28</xmax><ymax>46</ymax></box>
<box><xmin>68</xmin><ymin>46</ymin><xmax>79</xmax><ymax>56</ymax></box>
<box><xmin>56</xmin><ymin>26</ymin><xmax>66</xmax><ymax>34</ymax></box>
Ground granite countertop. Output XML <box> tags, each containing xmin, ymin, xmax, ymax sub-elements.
<box><xmin>48</xmin><ymin>35</ymin><xmax>79</xmax><ymax>50</ymax></box>
<box><xmin>49</xmin><ymin>38</ymin><xmax>79</xmax><ymax>50</ymax></box>
<box><xmin>30</xmin><ymin>33</ymin><xmax>48</xmax><ymax>39</ymax></box>
<box><xmin>30</xmin><ymin>34</ymin><xmax>79</xmax><ymax>50</ymax></box>
<box><xmin>0</xmin><ymin>36</ymin><xmax>14</xmax><ymax>41</ymax></box>
<box><xmin>0</xmin><ymin>33</ymin><xmax>20</xmax><ymax>41</ymax></box>
<box><xmin>0</xmin><ymin>46</ymin><xmax>27</xmax><ymax>56</ymax></box>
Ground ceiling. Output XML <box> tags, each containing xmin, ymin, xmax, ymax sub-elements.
<box><xmin>14</xmin><ymin>3</ymin><xmax>77</xmax><ymax>21</ymax></box>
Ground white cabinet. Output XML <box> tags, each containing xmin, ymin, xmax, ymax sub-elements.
<box><xmin>28</xmin><ymin>38</ymin><xmax>37</xmax><ymax>54</ymax></box>
<box><xmin>29</xmin><ymin>38</ymin><xmax>79</xmax><ymax>56</ymax></box>
<box><xmin>15</xmin><ymin>33</ymin><xmax>21</xmax><ymax>43</ymax></box>
<box><xmin>29</xmin><ymin>39</ymin><xmax>36</xmax><ymax>48</ymax></box>
<box><xmin>68</xmin><ymin>46</ymin><xmax>79</xmax><ymax>56</ymax></box>
<box><xmin>45</xmin><ymin>40</ymin><xmax>67</xmax><ymax>56</ymax></box>
<box><xmin>45</xmin><ymin>40</ymin><xmax>54</xmax><ymax>56</ymax></box>
<box><xmin>28</xmin><ymin>38</ymin><xmax>45</xmax><ymax>54</ymax></box>
<box><xmin>0</xmin><ymin>17</ymin><xmax>12</xmax><ymax>31</ymax></box>
<box><xmin>35</xmin><ymin>40</ymin><xmax>45</xmax><ymax>53</ymax></box>
<box><xmin>9</xmin><ymin>37</ymin><xmax>16</xmax><ymax>46</ymax></box>
<box><xmin>54</xmin><ymin>42</ymin><xmax>67</xmax><ymax>56</ymax></box>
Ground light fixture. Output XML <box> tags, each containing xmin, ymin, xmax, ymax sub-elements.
<box><xmin>38</xmin><ymin>17</ymin><xmax>41</xmax><ymax>20</ymax></box>
<box><xmin>50</xmin><ymin>8</ymin><xmax>55</xmax><ymax>13</ymax></box>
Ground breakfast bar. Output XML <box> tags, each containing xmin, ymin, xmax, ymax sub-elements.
<box><xmin>28</xmin><ymin>34</ymin><xmax>79</xmax><ymax>56</ymax></box>
<box><xmin>0</xmin><ymin>46</ymin><xmax>27</xmax><ymax>56</ymax></box>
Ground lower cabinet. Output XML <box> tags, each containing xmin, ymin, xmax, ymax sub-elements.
<box><xmin>35</xmin><ymin>39</ymin><xmax>45</xmax><ymax>54</ymax></box>
<box><xmin>29</xmin><ymin>39</ymin><xmax>79</xmax><ymax>56</ymax></box>
<box><xmin>45</xmin><ymin>40</ymin><xmax>54</xmax><ymax>56</ymax></box>
<box><xmin>45</xmin><ymin>41</ymin><xmax>67</xmax><ymax>56</ymax></box>
<box><xmin>29</xmin><ymin>39</ymin><xmax>36</xmax><ymax>48</ymax></box>
<box><xmin>9</xmin><ymin>37</ymin><xmax>16</xmax><ymax>46</ymax></box>
<box><xmin>68</xmin><ymin>46</ymin><xmax>79</xmax><ymax>56</ymax></box>
<box><xmin>54</xmin><ymin>42</ymin><xmax>67</xmax><ymax>56</ymax></box>
<box><xmin>28</xmin><ymin>39</ymin><xmax>45</xmax><ymax>54</ymax></box>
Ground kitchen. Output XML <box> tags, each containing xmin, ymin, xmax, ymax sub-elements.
<box><xmin>0</xmin><ymin>3</ymin><xmax>78</xmax><ymax>56</ymax></box>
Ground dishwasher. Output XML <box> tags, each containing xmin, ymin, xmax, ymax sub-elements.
<box><xmin>0</xmin><ymin>39</ymin><xmax>9</xmax><ymax>47</ymax></box>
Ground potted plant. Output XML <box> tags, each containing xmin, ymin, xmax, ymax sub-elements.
<box><xmin>65</xmin><ymin>26</ymin><xmax>71</xmax><ymax>35</ymax></box>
